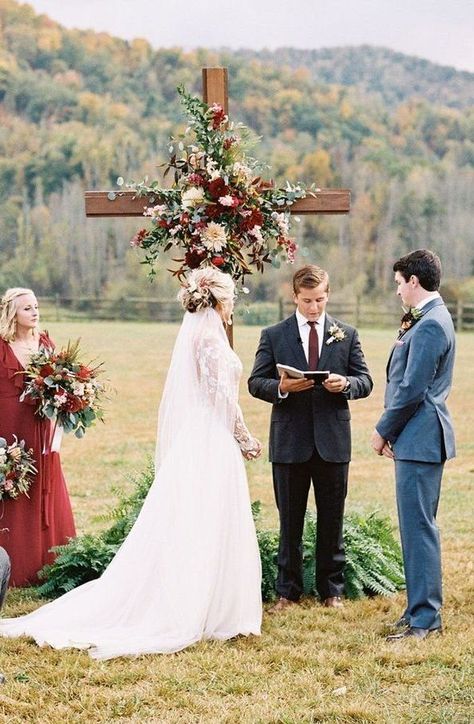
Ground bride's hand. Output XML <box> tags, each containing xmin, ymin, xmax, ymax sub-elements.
<box><xmin>243</xmin><ymin>438</ymin><xmax>262</xmax><ymax>460</ymax></box>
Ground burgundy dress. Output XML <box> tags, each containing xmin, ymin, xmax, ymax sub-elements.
<box><xmin>0</xmin><ymin>333</ymin><xmax>76</xmax><ymax>587</ymax></box>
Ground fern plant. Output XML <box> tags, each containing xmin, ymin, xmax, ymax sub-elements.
<box><xmin>38</xmin><ymin>464</ymin><xmax>405</xmax><ymax>601</ymax></box>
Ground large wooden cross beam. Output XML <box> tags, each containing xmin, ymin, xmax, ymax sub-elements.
<box><xmin>84</xmin><ymin>67</ymin><xmax>350</xmax><ymax>345</ymax></box>
<box><xmin>84</xmin><ymin>68</ymin><xmax>350</xmax><ymax>218</ymax></box>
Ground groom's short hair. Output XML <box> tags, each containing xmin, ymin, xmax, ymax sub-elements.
<box><xmin>293</xmin><ymin>265</ymin><xmax>329</xmax><ymax>295</ymax></box>
<box><xmin>393</xmin><ymin>249</ymin><xmax>441</xmax><ymax>291</ymax></box>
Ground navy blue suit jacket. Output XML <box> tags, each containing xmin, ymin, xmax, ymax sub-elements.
<box><xmin>376</xmin><ymin>297</ymin><xmax>455</xmax><ymax>462</ymax></box>
<box><xmin>248</xmin><ymin>313</ymin><xmax>373</xmax><ymax>464</ymax></box>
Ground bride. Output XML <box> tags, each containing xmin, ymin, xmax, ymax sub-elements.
<box><xmin>0</xmin><ymin>268</ymin><xmax>263</xmax><ymax>659</ymax></box>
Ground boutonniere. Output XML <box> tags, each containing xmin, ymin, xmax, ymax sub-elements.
<box><xmin>326</xmin><ymin>323</ymin><xmax>346</xmax><ymax>345</ymax></box>
<box><xmin>398</xmin><ymin>307</ymin><xmax>423</xmax><ymax>338</ymax></box>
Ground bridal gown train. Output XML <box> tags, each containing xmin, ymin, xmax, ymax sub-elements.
<box><xmin>0</xmin><ymin>309</ymin><xmax>262</xmax><ymax>659</ymax></box>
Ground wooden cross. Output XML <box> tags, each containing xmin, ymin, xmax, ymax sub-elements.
<box><xmin>84</xmin><ymin>68</ymin><xmax>351</xmax><ymax>343</ymax></box>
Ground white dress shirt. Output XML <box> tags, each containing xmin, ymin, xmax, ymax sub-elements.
<box><xmin>278</xmin><ymin>310</ymin><xmax>327</xmax><ymax>398</ymax></box>
<box><xmin>295</xmin><ymin>309</ymin><xmax>325</xmax><ymax>364</ymax></box>
<box><xmin>416</xmin><ymin>291</ymin><xmax>440</xmax><ymax>311</ymax></box>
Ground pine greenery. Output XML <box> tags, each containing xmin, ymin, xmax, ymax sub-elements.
<box><xmin>38</xmin><ymin>464</ymin><xmax>404</xmax><ymax>600</ymax></box>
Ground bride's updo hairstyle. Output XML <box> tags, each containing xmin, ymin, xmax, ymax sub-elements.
<box><xmin>178</xmin><ymin>267</ymin><xmax>235</xmax><ymax>316</ymax></box>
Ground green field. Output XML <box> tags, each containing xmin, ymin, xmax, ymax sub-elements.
<box><xmin>1</xmin><ymin>322</ymin><xmax>473</xmax><ymax>723</ymax></box>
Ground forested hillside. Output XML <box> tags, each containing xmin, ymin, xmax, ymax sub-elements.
<box><xmin>1</xmin><ymin>0</ymin><xmax>473</xmax><ymax>302</ymax></box>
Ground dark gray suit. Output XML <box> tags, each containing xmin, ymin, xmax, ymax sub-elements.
<box><xmin>376</xmin><ymin>297</ymin><xmax>455</xmax><ymax>630</ymax></box>
<box><xmin>0</xmin><ymin>547</ymin><xmax>10</xmax><ymax>610</ymax></box>
<box><xmin>249</xmin><ymin>313</ymin><xmax>373</xmax><ymax>600</ymax></box>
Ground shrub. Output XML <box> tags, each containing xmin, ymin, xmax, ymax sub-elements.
<box><xmin>38</xmin><ymin>464</ymin><xmax>404</xmax><ymax>601</ymax></box>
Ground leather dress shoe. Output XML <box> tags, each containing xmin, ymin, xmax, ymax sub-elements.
<box><xmin>386</xmin><ymin>626</ymin><xmax>442</xmax><ymax>642</ymax></box>
<box><xmin>388</xmin><ymin>615</ymin><xmax>410</xmax><ymax>631</ymax></box>
<box><xmin>322</xmin><ymin>596</ymin><xmax>344</xmax><ymax>609</ymax></box>
<box><xmin>268</xmin><ymin>597</ymin><xmax>297</xmax><ymax>613</ymax></box>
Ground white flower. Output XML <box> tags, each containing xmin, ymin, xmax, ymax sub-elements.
<box><xmin>248</xmin><ymin>225</ymin><xmax>264</xmax><ymax>246</ymax></box>
<box><xmin>200</xmin><ymin>222</ymin><xmax>227</xmax><ymax>252</ymax></box>
<box><xmin>218</xmin><ymin>195</ymin><xmax>234</xmax><ymax>206</ymax></box>
<box><xmin>181</xmin><ymin>187</ymin><xmax>205</xmax><ymax>209</ymax></box>
<box><xmin>271</xmin><ymin>211</ymin><xmax>290</xmax><ymax>236</ymax></box>
<box><xmin>54</xmin><ymin>393</ymin><xmax>68</xmax><ymax>407</ymax></box>
<box><xmin>232</xmin><ymin>162</ymin><xmax>253</xmax><ymax>184</ymax></box>
<box><xmin>326</xmin><ymin>324</ymin><xmax>346</xmax><ymax>345</ymax></box>
<box><xmin>72</xmin><ymin>382</ymin><xmax>85</xmax><ymax>396</ymax></box>
<box><xmin>144</xmin><ymin>204</ymin><xmax>167</xmax><ymax>218</ymax></box>
<box><xmin>206</xmin><ymin>159</ymin><xmax>218</xmax><ymax>175</ymax></box>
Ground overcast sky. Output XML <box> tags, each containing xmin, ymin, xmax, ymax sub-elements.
<box><xmin>25</xmin><ymin>0</ymin><xmax>474</xmax><ymax>73</ymax></box>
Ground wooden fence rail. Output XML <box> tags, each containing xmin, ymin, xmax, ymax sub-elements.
<box><xmin>37</xmin><ymin>296</ymin><xmax>474</xmax><ymax>331</ymax></box>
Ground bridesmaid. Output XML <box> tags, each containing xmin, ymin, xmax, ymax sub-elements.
<box><xmin>0</xmin><ymin>288</ymin><xmax>75</xmax><ymax>586</ymax></box>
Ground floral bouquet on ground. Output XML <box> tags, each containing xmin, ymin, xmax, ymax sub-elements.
<box><xmin>0</xmin><ymin>436</ymin><xmax>37</xmax><ymax>500</ymax></box>
<box><xmin>20</xmin><ymin>339</ymin><xmax>106</xmax><ymax>439</ymax></box>
<box><xmin>127</xmin><ymin>86</ymin><xmax>317</xmax><ymax>284</ymax></box>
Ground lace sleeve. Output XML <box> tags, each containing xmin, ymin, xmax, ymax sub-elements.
<box><xmin>196</xmin><ymin>335</ymin><xmax>259</xmax><ymax>454</ymax></box>
<box><xmin>196</xmin><ymin>335</ymin><xmax>234</xmax><ymax>413</ymax></box>
<box><xmin>234</xmin><ymin>403</ymin><xmax>258</xmax><ymax>453</ymax></box>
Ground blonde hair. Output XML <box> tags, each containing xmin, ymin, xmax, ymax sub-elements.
<box><xmin>0</xmin><ymin>287</ymin><xmax>37</xmax><ymax>342</ymax></box>
<box><xmin>178</xmin><ymin>268</ymin><xmax>235</xmax><ymax>315</ymax></box>
<box><xmin>293</xmin><ymin>265</ymin><xmax>329</xmax><ymax>295</ymax></box>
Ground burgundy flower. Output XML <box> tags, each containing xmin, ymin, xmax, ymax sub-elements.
<box><xmin>210</xmin><ymin>104</ymin><xmax>227</xmax><ymax>129</ymax></box>
<box><xmin>39</xmin><ymin>364</ymin><xmax>54</xmax><ymax>378</ymax></box>
<box><xmin>77</xmin><ymin>365</ymin><xmax>91</xmax><ymax>381</ymax></box>
<box><xmin>187</xmin><ymin>173</ymin><xmax>207</xmax><ymax>187</ymax></box>
<box><xmin>208</xmin><ymin>177</ymin><xmax>229</xmax><ymax>200</ymax></box>
<box><xmin>130</xmin><ymin>228</ymin><xmax>148</xmax><ymax>248</ymax></box>
<box><xmin>239</xmin><ymin>208</ymin><xmax>264</xmax><ymax>231</ymax></box>
<box><xmin>184</xmin><ymin>248</ymin><xmax>207</xmax><ymax>269</ymax></box>
<box><xmin>223</xmin><ymin>137</ymin><xmax>236</xmax><ymax>150</ymax></box>
<box><xmin>205</xmin><ymin>204</ymin><xmax>221</xmax><ymax>219</ymax></box>
<box><xmin>64</xmin><ymin>394</ymin><xmax>83</xmax><ymax>413</ymax></box>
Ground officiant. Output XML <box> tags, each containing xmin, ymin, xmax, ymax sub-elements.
<box><xmin>248</xmin><ymin>265</ymin><xmax>373</xmax><ymax>610</ymax></box>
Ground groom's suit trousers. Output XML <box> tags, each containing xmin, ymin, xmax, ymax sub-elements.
<box><xmin>395</xmin><ymin>460</ymin><xmax>443</xmax><ymax>630</ymax></box>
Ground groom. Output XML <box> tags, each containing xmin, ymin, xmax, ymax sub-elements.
<box><xmin>249</xmin><ymin>265</ymin><xmax>373</xmax><ymax>609</ymax></box>
<box><xmin>371</xmin><ymin>249</ymin><xmax>455</xmax><ymax>640</ymax></box>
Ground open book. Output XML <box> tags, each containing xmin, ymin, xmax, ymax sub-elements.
<box><xmin>276</xmin><ymin>363</ymin><xmax>330</xmax><ymax>384</ymax></box>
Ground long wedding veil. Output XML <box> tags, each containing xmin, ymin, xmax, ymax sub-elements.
<box><xmin>155</xmin><ymin>307</ymin><xmax>237</xmax><ymax>471</ymax></box>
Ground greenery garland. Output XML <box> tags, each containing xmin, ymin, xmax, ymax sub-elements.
<box><xmin>38</xmin><ymin>462</ymin><xmax>404</xmax><ymax>600</ymax></box>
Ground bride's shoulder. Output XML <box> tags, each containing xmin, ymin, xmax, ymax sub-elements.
<box><xmin>195</xmin><ymin>332</ymin><xmax>233</xmax><ymax>363</ymax></box>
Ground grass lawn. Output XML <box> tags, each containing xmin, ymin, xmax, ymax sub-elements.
<box><xmin>1</xmin><ymin>322</ymin><xmax>473</xmax><ymax>723</ymax></box>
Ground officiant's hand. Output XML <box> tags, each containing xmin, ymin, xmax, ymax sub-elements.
<box><xmin>323</xmin><ymin>373</ymin><xmax>347</xmax><ymax>394</ymax></box>
<box><xmin>279</xmin><ymin>370</ymin><xmax>314</xmax><ymax>394</ymax></box>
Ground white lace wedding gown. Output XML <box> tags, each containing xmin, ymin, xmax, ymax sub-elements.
<box><xmin>0</xmin><ymin>309</ymin><xmax>262</xmax><ymax>659</ymax></box>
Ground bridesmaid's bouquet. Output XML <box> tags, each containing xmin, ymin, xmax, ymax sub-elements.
<box><xmin>20</xmin><ymin>339</ymin><xmax>106</xmax><ymax>439</ymax></box>
<box><xmin>0</xmin><ymin>436</ymin><xmax>37</xmax><ymax>500</ymax></box>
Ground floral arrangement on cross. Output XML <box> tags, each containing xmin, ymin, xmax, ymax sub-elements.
<box><xmin>126</xmin><ymin>86</ymin><xmax>317</xmax><ymax>285</ymax></box>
